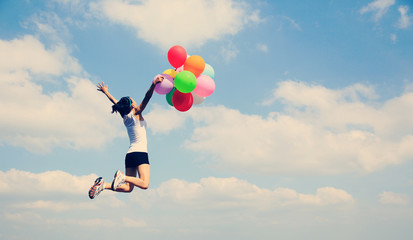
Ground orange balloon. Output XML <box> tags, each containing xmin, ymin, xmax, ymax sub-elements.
<box><xmin>184</xmin><ymin>55</ymin><xmax>205</xmax><ymax>77</ymax></box>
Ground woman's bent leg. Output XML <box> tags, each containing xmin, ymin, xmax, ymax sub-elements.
<box><xmin>125</xmin><ymin>164</ymin><xmax>150</xmax><ymax>190</ymax></box>
<box><xmin>115</xmin><ymin>167</ymin><xmax>137</xmax><ymax>192</ymax></box>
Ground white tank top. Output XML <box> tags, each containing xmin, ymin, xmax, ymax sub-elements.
<box><xmin>123</xmin><ymin>111</ymin><xmax>148</xmax><ymax>153</ymax></box>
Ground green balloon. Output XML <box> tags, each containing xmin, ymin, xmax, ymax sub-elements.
<box><xmin>166</xmin><ymin>88</ymin><xmax>176</xmax><ymax>106</ymax></box>
<box><xmin>174</xmin><ymin>71</ymin><xmax>197</xmax><ymax>93</ymax></box>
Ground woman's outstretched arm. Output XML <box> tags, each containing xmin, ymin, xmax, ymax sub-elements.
<box><xmin>97</xmin><ymin>82</ymin><xmax>118</xmax><ymax>104</ymax></box>
<box><xmin>136</xmin><ymin>75</ymin><xmax>164</xmax><ymax>114</ymax></box>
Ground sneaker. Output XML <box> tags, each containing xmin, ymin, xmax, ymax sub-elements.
<box><xmin>112</xmin><ymin>170</ymin><xmax>126</xmax><ymax>190</ymax></box>
<box><xmin>89</xmin><ymin>177</ymin><xmax>105</xmax><ymax>199</ymax></box>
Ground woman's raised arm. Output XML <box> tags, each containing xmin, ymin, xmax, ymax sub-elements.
<box><xmin>97</xmin><ymin>82</ymin><xmax>118</xmax><ymax>105</ymax></box>
<box><xmin>136</xmin><ymin>76</ymin><xmax>164</xmax><ymax>114</ymax></box>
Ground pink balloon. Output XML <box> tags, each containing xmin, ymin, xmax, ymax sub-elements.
<box><xmin>168</xmin><ymin>46</ymin><xmax>187</xmax><ymax>68</ymax></box>
<box><xmin>176</xmin><ymin>64</ymin><xmax>184</xmax><ymax>73</ymax></box>
<box><xmin>154</xmin><ymin>74</ymin><xmax>174</xmax><ymax>95</ymax></box>
<box><xmin>193</xmin><ymin>75</ymin><xmax>215</xmax><ymax>97</ymax></box>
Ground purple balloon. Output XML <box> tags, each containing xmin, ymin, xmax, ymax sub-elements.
<box><xmin>154</xmin><ymin>74</ymin><xmax>174</xmax><ymax>95</ymax></box>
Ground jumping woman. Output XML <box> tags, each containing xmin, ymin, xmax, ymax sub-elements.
<box><xmin>88</xmin><ymin>75</ymin><xmax>164</xmax><ymax>199</ymax></box>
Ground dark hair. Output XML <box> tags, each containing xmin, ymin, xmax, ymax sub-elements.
<box><xmin>112</xmin><ymin>96</ymin><xmax>132</xmax><ymax>117</ymax></box>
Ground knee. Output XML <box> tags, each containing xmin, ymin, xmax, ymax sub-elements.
<box><xmin>141</xmin><ymin>182</ymin><xmax>149</xmax><ymax>190</ymax></box>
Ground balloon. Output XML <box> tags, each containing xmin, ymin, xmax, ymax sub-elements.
<box><xmin>174</xmin><ymin>70</ymin><xmax>197</xmax><ymax>93</ymax></box>
<box><xmin>168</xmin><ymin>45</ymin><xmax>187</xmax><ymax>68</ymax></box>
<box><xmin>192</xmin><ymin>92</ymin><xmax>205</xmax><ymax>105</ymax></box>
<box><xmin>154</xmin><ymin>74</ymin><xmax>174</xmax><ymax>95</ymax></box>
<box><xmin>166</xmin><ymin>87</ymin><xmax>176</xmax><ymax>106</ymax></box>
<box><xmin>163</xmin><ymin>69</ymin><xmax>177</xmax><ymax>78</ymax></box>
<box><xmin>172</xmin><ymin>90</ymin><xmax>193</xmax><ymax>112</ymax></box>
<box><xmin>176</xmin><ymin>64</ymin><xmax>184</xmax><ymax>73</ymax></box>
<box><xmin>193</xmin><ymin>75</ymin><xmax>215</xmax><ymax>97</ymax></box>
<box><xmin>202</xmin><ymin>63</ymin><xmax>215</xmax><ymax>79</ymax></box>
<box><xmin>184</xmin><ymin>55</ymin><xmax>205</xmax><ymax>77</ymax></box>
<box><xmin>175</xmin><ymin>54</ymin><xmax>190</xmax><ymax>73</ymax></box>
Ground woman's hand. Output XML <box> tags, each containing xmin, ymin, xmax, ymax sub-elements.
<box><xmin>97</xmin><ymin>82</ymin><xmax>108</xmax><ymax>93</ymax></box>
<box><xmin>153</xmin><ymin>75</ymin><xmax>164</xmax><ymax>85</ymax></box>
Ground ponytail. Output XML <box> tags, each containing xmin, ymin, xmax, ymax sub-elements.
<box><xmin>112</xmin><ymin>96</ymin><xmax>132</xmax><ymax>117</ymax></box>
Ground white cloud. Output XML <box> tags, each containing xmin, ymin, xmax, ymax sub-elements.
<box><xmin>397</xmin><ymin>5</ymin><xmax>412</xmax><ymax>29</ymax></box>
<box><xmin>379</xmin><ymin>191</ymin><xmax>410</xmax><ymax>205</ymax></box>
<box><xmin>0</xmin><ymin>169</ymin><xmax>97</xmax><ymax>195</ymax></box>
<box><xmin>91</xmin><ymin>0</ymin><xmax>262</xmax><ymax>49</ymax></box>
<box><xmin>145</xmin><ymin>104</ymin><xmax>187</xmax><ymax>134</ymax></box>
<box><xmin>0</xmin><ymin>169</ymin><xmax>125</xmax><ymax>214</ymax></box>
<box><xmin>257</xmin><ymin>43</ymin><xmax>269</xmax><ymax>53</ymax></box>
<box><xmin>390</xmin><ymin>33</ymin><xmax>397</xmax><ymax>43</ymax></box>
<box><xmin>11</xmin><ymin>200</ymin><xmax>96</xmax><ymax>212</ymax></box>
<box><xmin>0</xmin><ymin>33</ymin><xmax>122</xmax><ymax>153</ymax></box>
<box><xmin>1</xmin><ymin>168</ymin><xmax>353</xmax><ymax>238</ymax></box>
<box><xmin>122</xmin><ymin>217</ymin><xmax>147</xmax><ymax>228</ymax></box>
<box><xmin>133</xmin><ymin>177</ymin><xmax>354</xmax><ymax>210</ymax></box>
<box><xmin>147</xmin><ymin>81</ymin><xmax>413</xmax><ymax>175</ymax></box>
<box><xmin>280</xmin><ymin>16</ymin><xmax>302</xmax><ymax>31</ymax></box>
<box><xmin>221</xmin><ymin>42</ymin><xmax>240</xmax><ymax>62</ymax></box>
<box><xmin>360</xmin><ymin>0</ymin><xmax>395</xmax><ymax>21</ymax></box>
<box><xmin>0</xmin><ymin>35</ymin><xmax>81</xmax><ymax>75</ymax></box>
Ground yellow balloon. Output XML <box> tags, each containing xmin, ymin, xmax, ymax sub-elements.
<box><xmin>163</xmin><ymin>69</ymin><xmax>177</xmax><ymax>78</ymax></box>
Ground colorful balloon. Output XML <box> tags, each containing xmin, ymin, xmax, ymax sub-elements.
<box><xmin>174</xmin><ymin>70</ymin><xmax>197</xmax><ymax>93</ymax></box>
<box><xmin>168</xmin><ymin>45</ymin><xmax>187</xmax><ymax>68</ymax></box>
<box><xmin>163</xmin><ymin>69</ymin><xmax>177</xmax><ymax>78</ymax></box>
<box><xmin>176</xmin><ymin>64</ymin><xmax>184</xmax><ymax>73</ymax></box>
<box><xmin>172</xmin><ymin>90</ymin><xmax>193</xmax><ymax>112</ymax></box>
<box><xmin>202</xmin><ymin>63</ymin><xmax>215</xmax><ymax>79</ymax></box>
<box><xmin>192</xmin><ymin>92</ymin><xmax>205</xmax><ymax>105</ymax></box>
<box><xmin>166</xmin><ymin>87</ymin><xmax>176</xmax><ymax>106</ymax></box>
<box><xmin>184</xmin><ymin>55</ymin><xmax>205</xmax><ymax>77</ymax></box>
<box><xmin>154</xmin><ymin>74</ymin><xmax>174</xmax><ymax>95</ymax></box>
<box><xmin>193</xmin><ymin>75</ymin><xmax>215</xmax><ymax>97</ymax></box>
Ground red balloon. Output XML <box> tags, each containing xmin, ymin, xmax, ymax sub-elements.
<box><xmin>168</xmin><ymin>45</ymin><xmax>187</xmax><ymax>68</ymax></box>
<box><xmin>172</xmin><ymin>90</ymin><xmax>193</xmax><ymax>112</ymax></box>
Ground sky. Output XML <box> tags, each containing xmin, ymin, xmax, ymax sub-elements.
<box><xmin>1</xmin><ymin>0</ymin><xmax>413</xmax><ymax>239</ymax></box>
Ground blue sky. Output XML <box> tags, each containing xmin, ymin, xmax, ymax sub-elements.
<box><xmin>1</xmin><ymin>0</ymin><xmax>413</xmax><ymax>239</ymax></box>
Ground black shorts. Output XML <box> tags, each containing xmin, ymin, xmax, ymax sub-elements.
<box><xmin>125</xmin><ymin>152</ymin><xmax>150</xmax><ymax>168</ymax></box>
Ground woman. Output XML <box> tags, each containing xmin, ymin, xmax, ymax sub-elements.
<box><xmin>88</xmin><ymin>75</ymin><xmax>164</xmax><ymax>199</ymax></box>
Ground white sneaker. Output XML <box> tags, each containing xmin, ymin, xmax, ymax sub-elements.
<box><xmin>112</xmin><ymin>170</ymin><xmax>126</xmax><ymax>190</ymax></box>
<box><xmin>89</xmin><ymin>177</ymin><xmax>105</xmax><ymax>199</ymax></box>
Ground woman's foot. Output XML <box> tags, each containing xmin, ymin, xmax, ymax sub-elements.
<box><xmin>112</xmin><ymin>170</ymin><xmax>126</xmax><ymax>190</ymax></box>
<box><xmin>89</xmin><ymin>177</ymin><xmax>105</xmax><ymax>199</ymax></box>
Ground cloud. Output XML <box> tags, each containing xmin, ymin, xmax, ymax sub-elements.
<box><xmin>133</xmin><ymin>177</ymin><xmax>354</xmax><ymax>210</ymax></box>
<box><xmin>91</xmin><ymin>0</ymin><xmax>262</xmax><ymax>49</ymax></box>
<box><xmin>379</xmin><ymin>191</ymin><xmax>410</xmax><ymax>205</ymax></box>
<box><xmin>145</xmin><ymin>104</ymin><xmax>187</xmax><ymax>134</ymax></box>
<box><xmin>279</xmin><ymin>16</ymin><xmax>302</xmax><ymax>31</ymax></box>
<box><xmin>256</xmin><ymin>43</ymin><xmax>269</xmax><ymax>53</ymax></box>
<box><xmin>0</xmin><ymin>168</ymin><xmax>123</xmax><ymax>208</ymax></box>
<box><xmin>0</xmin><ymin>169</ymin><xmax>97</xmax><ymax>195</ymax></box>
<box><xmin>1</xmin><ymin>168</ymin><xmax>353</xmax><ymax>239</ymax></box>
<box><xmin>0</xmin><ymin>35</ymin><xmax>81</xmax><ymax>75</ymax></box>
<box><xmin>0</xmin><ymin>32</ymin><xmax>122</xmax><ymax>153</ymax></box>
<box><xmin>220</xmin><ymin>42</ymin><xmax>240</xmax><ymax>62</ymax></box>
<box><xmin>122</xmin><ymin>217</ymin><xmax>147</xmax><ymax>228</ymax></box>
<box><xmin>397</xmin><ymin>5</ymin><xmax>412</xmax><ymax>29</ymax></box>
<box><xmin>11</xmin><ymin>200</ymin><xmax>96</xmax><ymax>212</ymax></box>
<box><xmin>147</xmin><ymin>81</ymin><xmax>413</xmax><ymax>175</ymax></box>
<box><xmin>360</xmin><ymin>0</ymin><xmax>395</xmax><ymax>21</ymax></box>
<box><xmin>390</xmin><ymin>33</ymin><xmax>397</xmax><ymax>43</ymax></box>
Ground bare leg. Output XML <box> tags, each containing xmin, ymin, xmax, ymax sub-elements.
<box><xmin>116</xmin><ymin>164</ymin><xmax>150</xmax><ymax>192</ymax></box>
